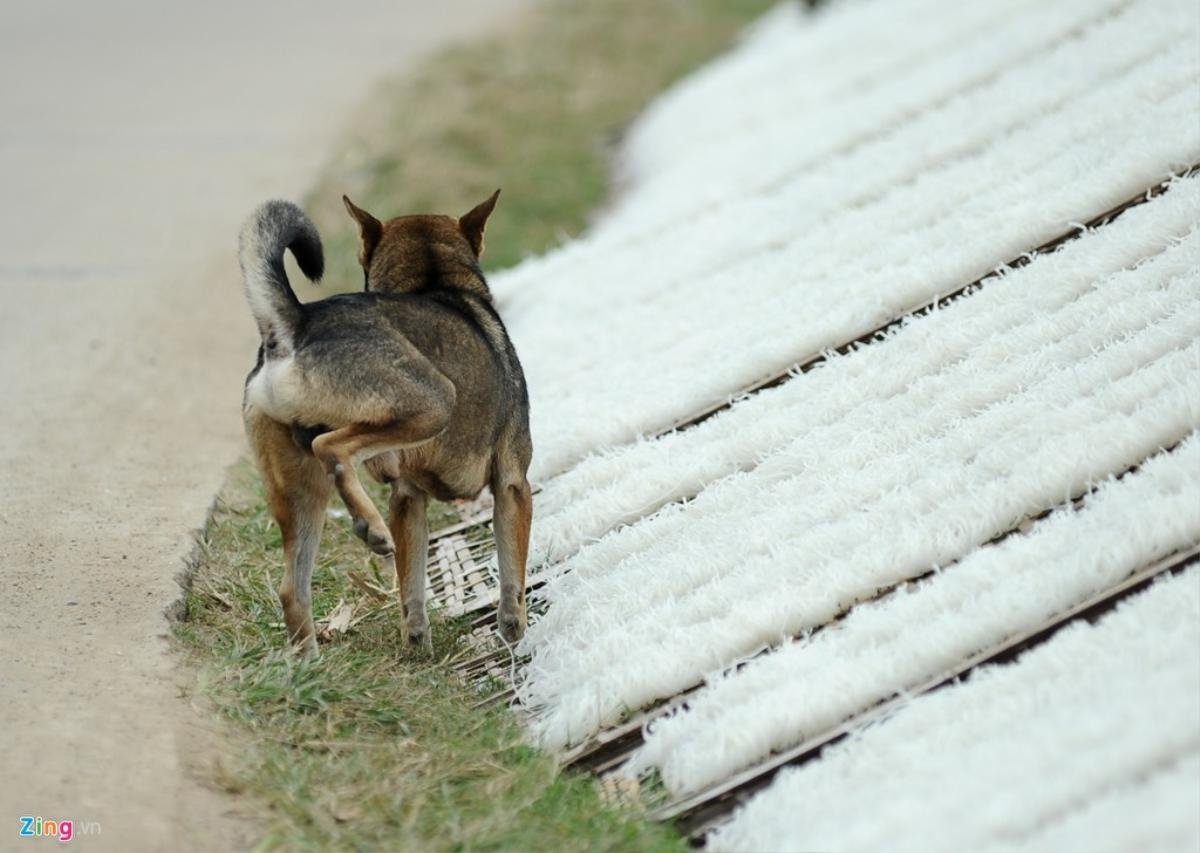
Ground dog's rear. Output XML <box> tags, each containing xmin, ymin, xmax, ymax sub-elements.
<box><xmin>239</xmin><ymin>194</ymin><xmax>532</xmax><ymax>656</ymax></box>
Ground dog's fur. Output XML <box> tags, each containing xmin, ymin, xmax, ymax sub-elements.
<box><xmin>239</xmin><ymin>192</ymin><xmax>532</xmax><ymax>656</ymax></box>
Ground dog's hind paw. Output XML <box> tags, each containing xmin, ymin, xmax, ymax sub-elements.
<box><xmin>367</xmin><ymin>531</ymin><xmax>394</xmax><ymax>555</ymax></box>
<box><xmin>352</xmin><ymin>518</ymin><xmax>394</xmax><ymax>555</ymax></box>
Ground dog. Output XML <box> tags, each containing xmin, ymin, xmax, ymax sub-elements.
<box><xmin>238</xmin><ymin>191</ymin><xmax>532</xmax><ymax>657</ymax></box>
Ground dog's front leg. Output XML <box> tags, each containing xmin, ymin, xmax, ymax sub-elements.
<box><xmin>389</xmin><ymin>483</ymin><xmax>431</xmax><ymax>650</ymax></box>
<box><xmin>491</xmin><ymin>476</ymin><xmax>532</xmax><ymax>644</ymax></box>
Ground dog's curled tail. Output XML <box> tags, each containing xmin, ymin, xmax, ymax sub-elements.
<box><xmin>238</xmin><ymin>200</ymin><xmax>324</xmax><ymax>346</ymax></box>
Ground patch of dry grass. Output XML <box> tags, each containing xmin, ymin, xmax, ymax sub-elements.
<box><xmin>307</xmin><ymin>0</ymin><xmax>774</xmax><ymax>282</ymax></box>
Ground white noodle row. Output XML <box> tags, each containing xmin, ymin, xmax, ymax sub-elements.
<box><xmin>629</xmin><ymin>434</ymin><xmax>1200</xmax><ymax>794</ymax></box>
<box><xmin>501</xmin><ymin>0</ymin><xmax>1175</xmax><ymax>353</ymax></box>
<box><xmin>493</xmin><ymin>0</ymin><xmax>1198</xmax><ymax>479</ymax></box>
<box><xmin>517</xmin><ymin>214</ymin><xmax>1200</xmax><ymax>749</ymax></box>
<box><xmin>708</xmin><ymin>567</ymin><xmax>1200</xmax><ymax>853</ymax></box>
<box><xmin>527</xmin><ymin>176</ymin><xmax>1200</xmax><ymax>566</ymax></box>
<box><xmin>621</xmin><ymin>0</ymin><xmax>1016</xmax><ymax>181</ymax></box>
<box><xmin>975</xmin><ymin>753</ymin><xmax>1200</xmax><ymax>853</ymax></box>
<box><xmin>509</xmin><ymin>0</ymin><xmax>1101</xmax><ymax>277</ymax></box>
<box><xmin>611</xmin><ymin>0</ymin><xmax>1132</xmax><ymax>238</ymax></box>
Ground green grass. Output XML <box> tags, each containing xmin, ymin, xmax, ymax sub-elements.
<box><xmin>182</xmin><ymin>463</ymin><xmax>679</xmax><ymax>850</ymax></box>
<box><xmin>181</xmin><ymin>0</ymin><xmax>773</xmax><ymax>848</ymax></box>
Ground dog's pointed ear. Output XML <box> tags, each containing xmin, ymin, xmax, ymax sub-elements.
<box><xmin>458</xmin><ymin>189</ymin><xmax>500</xmax><ymax>257</ymax></box>
<box><xmin>343</xmin><ymin>195</ymin><xmax>383</xmax><ymax>267</ymax></box>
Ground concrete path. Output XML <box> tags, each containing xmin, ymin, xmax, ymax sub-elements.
<box><xmin>0</xmin><ymin>2</ymin><xmax>526</xmax><ymax>848</ymax></box>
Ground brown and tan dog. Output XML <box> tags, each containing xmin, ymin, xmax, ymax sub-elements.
<box><xmin>238</xmin><ymin>192</ymin><xmax>531</xmax><ymax>656</ymax></box>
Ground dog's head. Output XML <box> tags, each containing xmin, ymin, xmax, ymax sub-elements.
<box><xmin>342</xmin><ymin>191</ymin><xmax>500</xmax><ymax>293</ymax></box>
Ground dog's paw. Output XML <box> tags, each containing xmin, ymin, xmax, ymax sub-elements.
<box><xmin>405</xmin><ymin>620</ymin><xmax>432</xmax><ymax>653</ymax></box>
<box><xmin>352</xmin><ymin>518</ymin><xmax>394</xmax><ymax>555</ymax></box>
<box><xmin>292</xmin><ymin>636</ymin><xmax>320</xmax><ymax>661</ymax></box>
<box><xmin>497</xmin><ymin>609</ymin><xmax>527</xmax><ymax>645</ymax></box>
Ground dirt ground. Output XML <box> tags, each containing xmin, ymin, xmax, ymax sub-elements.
<box><xmin>0</xmin><ymin>2</ymin><xmax>526</xmax><ymax>848</ymax></box>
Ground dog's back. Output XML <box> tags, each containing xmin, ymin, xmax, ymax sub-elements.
<box><xmin>296</xmin><ymin>287</ymin><xmax>529</xmax><ymax>500</ymax></box>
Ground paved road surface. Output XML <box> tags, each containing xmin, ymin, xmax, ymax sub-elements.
<box><xmin>0</xmin><ymin>2</ymin><xmax>526</xmax><ymax>848</ymax></box>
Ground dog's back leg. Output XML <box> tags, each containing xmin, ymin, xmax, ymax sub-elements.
<box><xmin>245</xmin><ymin>406</ymin><xmax>331</xmax><ymax>657</ymax></box>
<box><xmin>491</xmin><ymin>469</ymin><xmax>532</xmax><ymax>644</ymax></box>
<box><xmin>311</xmin><ymin>409</ymin><xmax>449</xmax><ymax>557</ymax></box>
